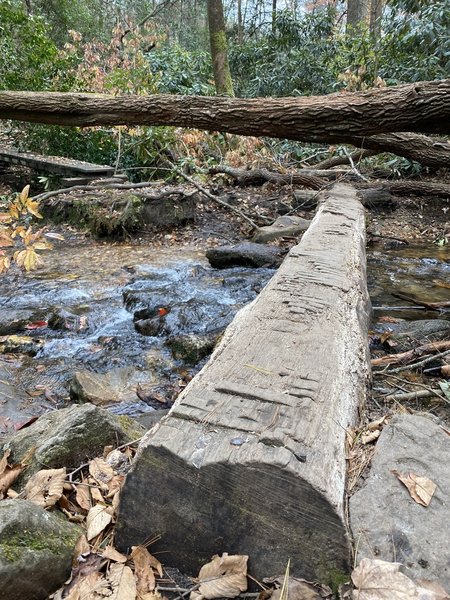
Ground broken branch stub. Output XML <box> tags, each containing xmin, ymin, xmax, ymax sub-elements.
<box><xmin>116</xmin><ymin>183</ymin><xmax>371</xmax><ymax>583</ymax></box>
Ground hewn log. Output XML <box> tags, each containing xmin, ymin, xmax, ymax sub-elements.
<box><xmin>116</xmin><ymin>183</ymin><xmax>371</xmax><ymax>583</ymax></box>
<box><xmin>0</xmin><ymin>81</ymin><xmax>449</xmax><ymax>138</ymax></box>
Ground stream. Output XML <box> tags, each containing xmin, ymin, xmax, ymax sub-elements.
<box><xmin>0</xmin><ymin>237</ymin><xmax>448</xmax><ymax>432</ymax></box>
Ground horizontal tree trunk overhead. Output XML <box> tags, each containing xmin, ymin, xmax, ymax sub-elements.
<box><xmin>0</xmin><ymin>80</ymin><xmax>449</xmax><ymax>138</ymax></box>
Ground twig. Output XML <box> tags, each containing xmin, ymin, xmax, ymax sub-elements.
<box><xmin>387</xmin><ymin>348</ymin><xmax>450</xmax><ymax>374</ymax></box>
<box><xmin>342</xmin><ymin>148</ymin><xmax>370</xmax><ymax>182</ymax></box>
<box><xmin>384</xmin><ymin>374</ymin><xmax>448</xmax><ymax>404</ymax></box>
<box><xmin>383</xmin><ymin>388</ymin><xmax>445</xmax><ymax>403</ymax></box>
<box><xmin>168</xmin><ymin>163</ymin><xmax>259</xmax><ymax>230</ymax></box>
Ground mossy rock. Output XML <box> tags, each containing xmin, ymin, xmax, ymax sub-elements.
<box><xmin>1</xmin><ymin>404</ymin><xmax>145</xmax><ymax>489</ymax></box>
<box><xmin>0</xmin><ymin>499</ymin><xmax>80</xmax><ymax>600</ymax></box>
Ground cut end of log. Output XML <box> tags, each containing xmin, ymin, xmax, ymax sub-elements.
<box><xmin>117</xmin><ymin>427</ymin><xmax>350</xmax><ymax>581</ymax></box>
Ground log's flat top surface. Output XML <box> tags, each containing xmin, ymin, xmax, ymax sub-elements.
<box><xmin>136</xmin><ymin>184</ymin><xmax>371</xmax><ymax>511</ymax></box>
<box><xmin>0</xmin><ymin>147</ymin><xmax>114</xmax><ymax>174</ymax></box>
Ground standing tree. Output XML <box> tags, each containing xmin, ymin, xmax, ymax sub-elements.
<box><xmin>346</xmin><ymin>0</ymin><xmax>370</xmax><ymax>31</ymax></box>
<box><xmin>207</xmin><ymin>0</ymin><xmax>234</xmax><ymax>96</ymax></box>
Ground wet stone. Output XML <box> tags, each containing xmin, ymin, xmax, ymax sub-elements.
<box><xmin>206</xmin><ymin>242</ymin><xmax>283</xmax><ymax>269</ymax></box>
<box><xmin>167</xmin><ymin>332</ymin><xmax>220</xmax><ymax>366</ymax></box>
<box><xmin>70</xmin><ymin>367</ymin><xmax>152</xmax><ymax>406</ymax></box>
<box><xmin>350</xmin><ymin>414</ymin><xmax>450</xmax><ymax>589</ymax></box>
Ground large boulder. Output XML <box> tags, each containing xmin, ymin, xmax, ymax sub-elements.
<box><xmin>0</xmin><ymin>499</ymin><xmax>80</xmax><ymax>600</ymax></box>
<box><xmin>206</xmin><ymin>242</ymin><xmax>283</xmax><ymax>269</ymax></box>
<box><xmin>350</xmin><ymin>414</ymin><xmax>450</xmax><ymax>589</ymax></box>
<box><xmin>2</xmin><ymin>404</ymin><xmax>145</xmax><ymax>488</ymax></box>
<box><xmin>252</xmin><ymin>215</ymin><xmax>311</xmax><ymax>243</ymax></box>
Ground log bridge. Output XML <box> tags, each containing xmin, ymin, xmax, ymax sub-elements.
<box><xmin>116</xmin><ymin>183</ymin><xmax>371</xmax><ymax>585</ymax></box>
<box><xmin>0</xmin><ymin>146</ymin><xmax>115</xmax><ymax>186</ymax></box>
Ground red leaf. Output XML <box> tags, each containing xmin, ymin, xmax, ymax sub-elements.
<box><xmin>25</xmin><ymin>321</ymin><xmax>48</xmax><ymax>330</ymax></box>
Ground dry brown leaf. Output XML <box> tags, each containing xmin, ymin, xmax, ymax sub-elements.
<box><xmin>90</xmin><ymin>484</ymin><xmax>105</xmax><ymax>504</ymax></box>
<box><xmin>0</xmin><ymin>449</ymin><xmax>11</xmax><ymax>475</ymax></box>
<box><xmin>65</xmin><ymin>571</ymin><xmax>108</xmax><ymax>600</ymax></box>
<box><xmin>351</xmin><ymin>558</ymin><xmax>417</xmax><ymax>599</ymax></box>
<box><xmin>0</xmin><ymin>464</ymin><xmax>24</xmax><ymax>497</ymax></box>
<box><xmin>23</xmin><ymin>468</ymin><xmax>66</xmax><ymax>508</ymax></box>
<box><xmin>361</xmin><ymin>430</ymin><xmax>380</xmax><ymax>445</ymax></box>
<box><xmin>392</xmin><ymin>470</ymin><xmax>437</xmax><ymax>507</ymax></box>
<box><xmin>106</xmin><ymin>563</ymin><xmax>137</xmax><ymax>600</ymax></box>
<box><xmin>140</xmin><ymin>592</ymin><xmax>167</xmax><ymax>600</ymax></box>
<box><xmin>441</xmin><ymin>365</ymin><xmax>450</xmax><ymax>377</ymax></box>
<box><xmin>86</xmin><ymin>504</ymin><xmax>113</xmax><ymax>541</ymax></box>
<box><xmin>107</xmin><ymin>474</ymin><xmax>125</xmax><ymax>498</ymax></box>
<box><xmin>417</xmin><ymin>580</ymin><xmax>450</xmax><ymax>600</ymax></box>
<box><xmin>367</xmin><ymin>416</ymin><xmax>387</xmax><ymax>431</ymax></box>
<box><xmin>271</xmin><ymin>577</ymin><xmax>333</xmax><ymax>600</ymax></box>
<box><xmin>191</xmin><ymin>553</ymin><xmax>248</xmax><ymax>600</ymax></box>
<box><xmin>73</xmin><ymin>534</ymin><xmax>91</xmax><ymax>566</ymax></box>
<box><xmin>76</xmin><ymin>482</ymin><xmax>92</xmax><ymax>511</ymax></box>
<box><xmin>102</xmin><ymin>545</ymin><xmax>129</xmax><ymax>563</ymax></box>
<box><xmin>131</xmin><ymin>545</ymin><xmax>156</xmax><ymax>593</ymax></box>
<box><xmin>89</xmin><ymin>457</ymin><xmax>115</xmax><ymax>491</ymax></box>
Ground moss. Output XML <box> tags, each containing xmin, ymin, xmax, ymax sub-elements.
<box><xmin>211</xmin><ymin>31</ymin><xmax>228</xmax><ymax>52</ymax></box>
<box><xmin>0</xmin><ymin>528</ymin><xmax>79</xmax><ymax>563</ymax></box>
<box><xmin>117</xmin><ymin>415</ymin><xmax>145</xmax><ymax>440</ymax></box>
<box><xmin>326</xmin><ymin>567</ymin><xmax>351</xmax><ymax>596</ymax></box>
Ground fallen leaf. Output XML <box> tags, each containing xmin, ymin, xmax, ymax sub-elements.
<box><xmin>361</xmin><ymin>430</ymin><xmax>380</xmax><ymax>445</ymax></box>
<box><xmin>106</xmin><ymin>474</ymin><xmax>125</xmax><ymax>498</ymax></box>
<box><xmin>441</xmin><ymin>365</ymin><xmax>450</xmax><ymax>377</ymax></box>
<box><xmin>191</xmin><ymin>553</ymin><xmax>248</xmax><ymax>600</ymax></box>
<box><xmin>86</xmin><ymin>504</ymin><xmax>113</xmax><ymax>541</ymax></box>
<box><xmin>106</xmin><ymin>563</ymin><xmax>137</xmax><ymax>600</ymax></box>
<box><xmin>64</xmin><ymin>571</ymin><xmax>108</xmax><ymax>600</ymax></box>
<box><xmin>141</xmin><ymin>592</ymin><xmax>168</xmax><ymax>600</ymax></box>
<box><xmin>0</xmin><ymin>449</ymin><xmax>11</xmax><ymax>475</ymax></box>
<box><xmin>351</xmin><ymin>558</ymin><xmax>417</xmax><ymax>599</ymax></box>
<box><xmin>131</xmin><ymin>545</ymin><xmax>156</xmax><ymax>592</ymax></box>
<box><xmin>76</xmin><ymin>482</ymin><xmax>92</xmax><ymax>511</ymax></box>
<box><xmin>25</xmin><ymin>321</ymin><xmax>48</xmax><ymax>330</ymax></box>
<box><xmin>102</xmin><ymin>545</ymin><xmax>129</xmax><ymax>563</ymax></box>
<box><xmin>73</xmin><ymin>534</ymin><xmax>91</xmax><ymax>566</ymax></box>
<box><xmin>23</xmin><ymin>468</ymin><xmax>66</xmax><ymax>508</ymax></box>
<box><xmin>416</xmin><ymin>580</ymin><xmax>450</xmax><ymax>600</ymax></box>
<box><xmin>271</xmin><ymin>577</ymin><xmax>333</xmax><ymax>600</ymax></box>
<box><xmin>89</xmin><ymin>457</ymin><xmax>115</xmax><ymax>490</ymax></box>
<box><xmin>392</xmin><ymin>470</ymin><xmax>437</xmax><ymax>507</ymax></box>
<box><xmin>0</xmin><ymin>463</ymin><xmax>24</xmax><ymax>498</ymax></box>
<box><xmin>367</xmin><ymin>416</ymin><xmax>386</xmax><ymax>431</ymax></box>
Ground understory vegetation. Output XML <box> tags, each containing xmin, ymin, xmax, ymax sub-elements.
<box><xmin>0</xmin><ymin>0</ymin><xmax>448</xmax><ymax>175</ymax></box>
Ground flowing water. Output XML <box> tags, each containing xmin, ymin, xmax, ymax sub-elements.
<box><xmin>1</xmin><ymin>237</ymin><xmax>448</xmax><ymax>429</ymax></box>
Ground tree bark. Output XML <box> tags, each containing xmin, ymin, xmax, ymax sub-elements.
<box><xmin>346</xmin><ymin>0</ymin><xmax>370</xmax><ymax>32</ymax></box>
<box><xmin>0</xmin><ymin>81</ymin><xmax>449</xmax><ymax>137</ymax></box>
<box><xmin>369</xmin><ymin>0</ymin><xmax>384</xmax><ymax>37</ymax></box>
<box><xmin>207</xmin><ymin>0</ymin><xmax>234</xmax><ymax>96</ymax></box>
<box><xmin>345</xmin><ymin>132</ymin><xmax>450</xmax><ymax>170</ymax></box>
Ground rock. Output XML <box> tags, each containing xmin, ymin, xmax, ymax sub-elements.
<box><xmin>0</xmin><ymin>499</ymin><xmax>80</xmax><ymax>600</ymax></box>
<box><xmin>0</xmin><ymin>335</ymin><xmax>44</xmax><ymax>356</ymax></box>
<box><xmin>252</xmin><ymin>215</ymin><xmax>311</xmax><ymax>243</ymax></box>
<box><xmin>2</xmin><ymin>404</ymin><xmax>145</xmax><ymax>487</ymax></box>
<box><xmin>0</xmin><ymin>309</ymin><xmax>44</xmax><ymax>336</ymax></box>
<box><xmin>70</xmin><ymin>367</ymin><xmax>152</xmax><ymax>405</ymax></box>
<box><xmin>48</xmin><ymin>308</ymin><xmax>89</xmax><ymax>332</ymax></box>
<box><xmin>206</xmin><ymin>242</ymin><xmax>283</xmax><ymax>269</ymax></box>
<box><xmin>0</xmin><ymin>365</ymin><xmax>38</xmax><ymax>440</ymax></box>
<box><xmin>134</xmin><ymin>316</ymin><xmax>167</xmax><ymax>337</ymax></box>
<box><xmin>350</xmin><ymin>414</ymin><xmax>450</xmax><ymax>589</ymax></box>
<box><xmin>384</xmin><ymin>319</ymin><xmax>450</xmax><ymax>351</ymax></box>
<box><xmin>140</xmin><ymin>191</ymin><xmax>196</xmax><ymax>230</ymax></box>
<box><xmin>167</xmin><ymin>332</ymin><xmax>220</xmax><ymax>365</ymax></box>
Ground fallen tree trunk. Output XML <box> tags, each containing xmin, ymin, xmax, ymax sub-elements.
<box><xmin>0</xmin><ymin>81</ymin><xmax>449</xmax><ymax>139</ymax></box>
<box><xmin>116</xmin><ymin>183</ymin><xmax>371</xmax><ymax>583</ymax></box>
<box><xmin>209</xmin><ymin>165</ymin><xmax>326</xmax><ymax>188</ymax></box>
<box><xmin>345</xmin><ymin>132</ymin><xmax>450</xmax><ymax>170</ymax></box>
<box><xmin>314</xmin><ymin>149</ymin><xmax>376</xmax><ymax>169</ymax></box>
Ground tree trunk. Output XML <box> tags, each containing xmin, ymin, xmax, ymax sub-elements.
<box><xmin>346</xmin><ymin>0</ymin><xmax>370</xmax><ymax>32</ymax></box>
<box><xmin>0</xmin><ymin>81</ymin><xmax>448</xmax><ymax>135</ymax></box>
<box><xmin>369</xmin><ymin>0</ymin><xmax>384</xmax><ymax>37</ymax></box>
<box><xmin>237</xmin><ymin>0</ymin><xmax>243</xmax><ymax>44</ymax></box>
<box><xmin>207</xmin><ymin>0</ymin><xmax>234</xmax><ymax>96</ymax></box>
<box><xmin>272</xmin><ymin>0</ymin><xmax>277</xmax><ymax>31</ymax></box>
